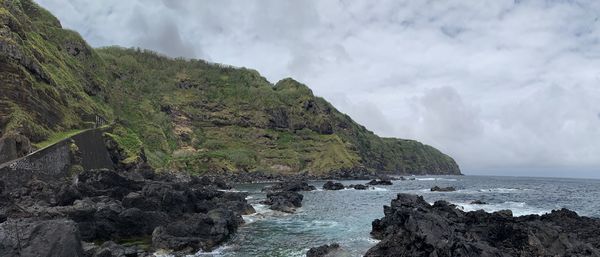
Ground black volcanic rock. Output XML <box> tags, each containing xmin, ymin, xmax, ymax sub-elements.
<box><xmin>306</xmin><ymin>243</ymin><xmax>340</xmax><ymax>257</ymax></box>
<box><xmin>261</xmin><ymin>191</ymin><xmax>304</xmax><ymax>213</ymax></box>
<box><xmin>0</xmin><ymin>169</ymin><xmax>254</xmax><ymax>256</ymax></box>
<box><xmin>470</xmin><ymin>200</ymin><xmax>487</xmax><ymax>205</ymax></box>
<box><xmin>348</xmin><ymin>184</ymin><xmax>368</xmax><ymax>190</ymax></box>
<box><xmin>262</xmin><ymin>180</ymin><xmax>316</xmax><ymax>192</ymax></box>
<box><xmin>366</xmin><ymin>179</ymin><xmax>393</xmax><ymax>186</ymax></box>
<box><xmin>430</xmin><ymin>185</ymin><xmax>456</xmax><ymax>192</ymax></box>
<box><xmin>365</xmin><ymin>193</ymin><xmax>600</xmax><ymax>257</ymax></box>
<box><xmin>322</xmin><ymin>181</ymin><xmax>345</xmax><ymax>190</ymax></box>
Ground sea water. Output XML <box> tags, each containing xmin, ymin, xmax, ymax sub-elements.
<box><xmin>189</xmin><ymin>175</ymin><xmax>600</xmax><ymax>257</ymax></box>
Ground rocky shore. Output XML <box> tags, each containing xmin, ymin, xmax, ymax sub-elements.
<box><xmin>366</xmin><ymin>193</ymin><xmax>600</xmax><ymax>257</ymax></box>
<box><xmin>0</xmin><ymin>169</ymin><xmax>254</xmax><ymax>257</ymax></box>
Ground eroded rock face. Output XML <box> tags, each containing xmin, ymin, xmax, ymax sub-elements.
<box><xmin>365</xmin><ymin>193</ymin><xmax>600</xmax><ymax>257</ymax></box>
<box><xmin>0</xmin><ymin>133</ymin><xmax>32</xmax><ymax>163</ymax></box>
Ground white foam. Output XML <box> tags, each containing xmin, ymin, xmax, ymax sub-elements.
<box><xmin>191</xmin><ymin>244</ymin><xmax>231</xmax><ymax>256</ymax></box>
<box><xmin>242</xmin><ymin>204</ymin><xmax>274</xmax><ymax>223</ymax></box>
<box><xmin>415</xmin><ymin>177</ymin><xmax>458</xmax><ymax>181</ymax></box>
<box><xmin>477</xmin><ymin>188</ymin><xmax>531</xmax><ymax>193</ymax></box>
<box><xmin>370</xmin><ymin>187</ymin><xmax>389</xmax><ymax>192</ymax></box>
<box><xmin>455</xmin><ymin>201</ymin><xmax>549</xmax><ymax>216</ymax></box>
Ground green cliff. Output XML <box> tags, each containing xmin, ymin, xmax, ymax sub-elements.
<box><xmin>0</xmin><ymin>0</ymin><xmax>460</xmax><ymax>175</ymax></box>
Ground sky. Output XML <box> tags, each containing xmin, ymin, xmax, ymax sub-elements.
<box><xmin>36</xmin><ymin>0</ymin><xmax>600</xmax><ymax>178</ymax></box>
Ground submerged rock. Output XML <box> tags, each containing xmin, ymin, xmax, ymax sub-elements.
<box><xmin>306</xmin><ymin>243</ymin><xmax>340</xmax><ymax>257</ymax></box>
<box><xmin>365</xmin><ymin>193</ymin><xmax>600</xmax><ymax>257</ymax></box>
<box><xmin>430</xmin><ymin>185</ymin><xmax>456</xmax><ymax>192</ymax></box>
<box><xmin>322</xmin><ymin>181</ymin><xmax>345</xmax><ymax>190</ymax></box>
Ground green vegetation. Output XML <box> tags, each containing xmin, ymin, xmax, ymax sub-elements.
<box><xmin>33</xmin><ymin>128</ymin><xmax>86</xmax><ymax>149</ymax></box>
<box><xmin>0</xmin><ymin>0</ymin><xmax>460</xmax><ymax>175</ymax></box>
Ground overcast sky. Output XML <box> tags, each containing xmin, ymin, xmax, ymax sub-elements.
<box><xmin>36</xmin><ymin>0</ymin><xmax>600</xmax><ymax>178</ymax></box>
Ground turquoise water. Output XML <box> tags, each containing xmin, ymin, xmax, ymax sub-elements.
<box><xmin>190</xmin><ymin>175</ymin><xmax>600</xmax><ymax>257</ymax></box>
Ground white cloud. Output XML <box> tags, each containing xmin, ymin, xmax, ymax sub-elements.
<box><xmin>36</xmin><ymin>0</ymin><xmax>600</xmax><ymax>177</ymax></box>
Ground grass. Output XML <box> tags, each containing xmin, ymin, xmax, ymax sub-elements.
<box><xmin>33</xmin><ymin>129</ymin><xmax>87</xmax><ymax>149</ymax></box>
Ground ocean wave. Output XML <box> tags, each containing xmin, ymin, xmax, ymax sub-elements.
<box><xmin>370</xmin><ymin>187</ymin><xmax>389</xmax><ymax>192</ymax></box>
<box><xmin>455</xmin><ymin>201</ymin><xmax>548</xmax><ymax>216</ymax></box>
<box><xmin>476</xmin><ymin>188</ymin><xmax>531</xmax><ymax>193</ymax></box>
<box><xmin>242</xmin><ymin>204</ymin><xmax>274</xmax><ymax>223</ymax></box>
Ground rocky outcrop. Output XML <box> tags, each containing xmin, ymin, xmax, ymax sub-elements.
<box><xmin>262</xmin><ymin>180</ymin><xmax>316</xmax><ymax>192</ymax></box>
<box><xmin>0</xmin><ymin>169</ymin><xmax>254</xmax><ymax>256</ymax></box>
<box><xmin>306</xmin><ymin>243</ymin><xmax>340</xmax><ymax>257</ymax></box>
<box><xmin>261</xmin><ymin>191</ymin><xmax>304</xmax><ymax>213</ymax></box>
<box><xmin>366</xmin><ymin>179</ymin><xmax>393</xmax><ymax>186</ymax></box>
<box><xmin>322</xmin><ymin>181</ymin><xmax>345</xmax><ymax>190</ymax></box>
<box><xmin>348</xmin><ymin>184</ymin><xmax>368</xmax><ymax>190</ymax></box>
<box><xmin>430</xmin><ymin>185</ymin><xmax>456</xmax><ymax>192</ymax></box>
<box><xmin>366</xmin><ymin>193</ymin><xmax>600</xmax><ymax>257</ymax></box>
<box><xmin>0</xmin><ymin>133</ymin><xmax>32</xmax><ymax>163</ymax></box>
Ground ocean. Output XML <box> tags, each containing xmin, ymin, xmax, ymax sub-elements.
<box><xmin>179</xmin><ymin>175</ymin><xmax>600</xmax><ymax>257</ymax></box>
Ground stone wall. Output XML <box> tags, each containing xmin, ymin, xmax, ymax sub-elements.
<box><xmin>0</xmin><ymin>128</ymin><xmax>114</xmax><ymax>189</ymax></box>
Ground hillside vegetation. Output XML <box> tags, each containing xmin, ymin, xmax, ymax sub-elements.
<box><xmin>0</xmin><ymin>0</ymin><xmax>460</xmax><ymax>175</ymax></box>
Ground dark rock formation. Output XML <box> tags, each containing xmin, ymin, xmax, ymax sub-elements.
<box><xmin>430</xmin><ymin>185</ymin><xmax>456</xmax><ymax>192</ymax></box>
<box><xmin>261</xmin><ymin>191</ymin><xmax>304</xmax><ymax>213</ymax></box>
<box><xmin>306</xmin><ymin>243</ymin><xmax>340</xmax><ymax>257</ymax></box>
<box><xmin>366</xmin><ymin>193</ymin><xmax>600</xmax><ymax>257</ymax></box>
<box><xmin>0</xmin><ymin>219</ymin><xmax>84</xmax><ymax>257</ymax></box>
<box><xmin>0</xmin><ymin>169</ymin><xmax>254</xmax><ymax>256</ymax></box>
<box><xmin>262</xmin><ymin>180</ymin><xmax>316</xmax><ymax>192</ymax></box>
<box><xmin>322</xmin><ymin>181</ymin><xmax>345</xmax><ymax>190</ymax></box>
<box><xmin>366</xmin><ymin>179</ymin><xmax>393</xmax><ymax>186</ymax></box>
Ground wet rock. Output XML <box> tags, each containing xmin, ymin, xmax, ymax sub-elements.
<box><xmin>365</xmin><ymin>193</ymin><xmax>600</xmax><ymax>257</ymax></box>
<box><xmin>306</xmin><ymin>243</ymin><xmax>340</xmax><ymax>257</ymax></box>
<box><xmin>322</xmin><ymin>181</ymin><xmax>344</xmax><ymax>190</ymax></box>
<box><xmin>348</xmin><ymin>184</ymin><xmax>368</xmax><ymax>190</ymax></box>
<box><xmin>366</xmin><ymin>179</ymin><xmax>393</xmax><ymax>186</ymax></box>
<box><xmin>430</xmin><ymin>185</ymin><xmax>456</xmax><ymax>192</ymax></box>
<box><xmin>261</xmin><ymin>191</ymin><xmax>303</xmax><ymax>213</ymax></box>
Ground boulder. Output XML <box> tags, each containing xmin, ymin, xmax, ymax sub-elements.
<box><xmin>322</xmin><ymin>181</ymin><xmax>344</xmax><ymax>190</ymax></box>
<box><xmin>306</xmin><ymin>243</ymin><xmax>340</xmax><ymax>257</ymax></box>
<box><xmin>0</xmin><ymin>133</ymin><xmax>32</xmax><ymax>163</ymax></box>
<box><xmin>430</xmin><ymin>186</ymin><xmax>456</xmax><ymax>192</ymax></box>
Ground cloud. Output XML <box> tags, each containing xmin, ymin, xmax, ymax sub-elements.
<box><xmin>35</xmin><ymin>0</ymin><xmax>600</xmax><ymax>177</ymax></box>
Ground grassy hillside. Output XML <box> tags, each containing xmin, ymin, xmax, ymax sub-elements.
<box><xmin>0</xmin><ymin>0</ymin><xmax>112</xmax><ymax>142</ymax></box>
<box><xmin>0</xmin><ymin>0</ymin><xmax>460</xmax><ymax>175</ymax></box>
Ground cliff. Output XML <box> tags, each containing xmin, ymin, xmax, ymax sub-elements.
<box><xmin>0</xmin><ymin>0</ymin><xmax>460</xmax><ymax>176</ymax></box>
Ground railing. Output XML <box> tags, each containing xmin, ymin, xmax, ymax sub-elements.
<box><xmin>94</xmin><ymin>115</ymin><xmax>107</xmax><ymax>128</ymax></box>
